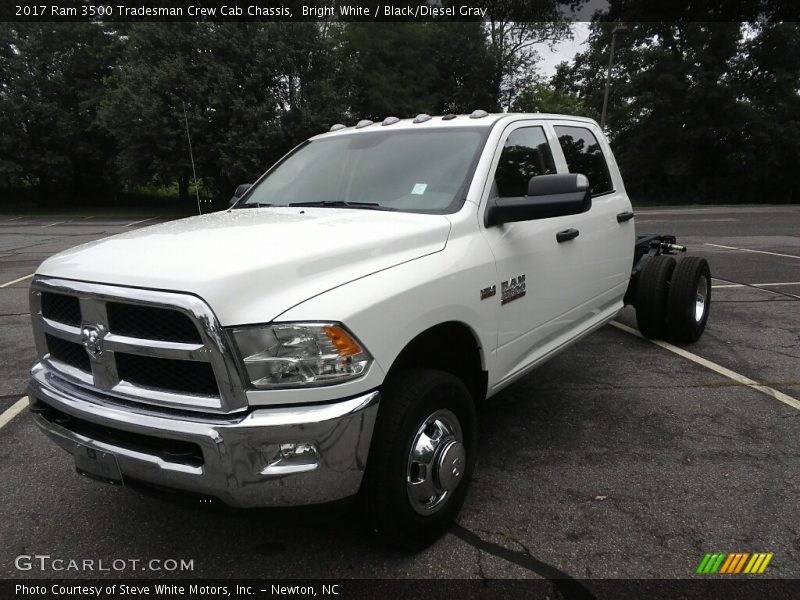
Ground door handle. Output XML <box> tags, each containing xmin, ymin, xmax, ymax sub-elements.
<box><xmin>617</xmin><ymin>211</ymin><xmax>634</xmax><ymax>223</ymax></box>
<box><xmin>556</xmin><ymin>228</ymin><xmax>579</xmax><ymax>243</ymax></box>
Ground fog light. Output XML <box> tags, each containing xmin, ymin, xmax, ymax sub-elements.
<box><xmin>260</xmin><ymin>442</ymin><xmax>319</xmax><ymax>476</ymax></box>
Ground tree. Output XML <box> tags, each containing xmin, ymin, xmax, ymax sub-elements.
<box><xmin>335</xmin><ymin>23</ymin><xmax>442</xmax><ymax>120</ymax></box>
<box><xmin>334</xmin><ymin>22</ymin><xmax>497</xmax><ymax>120</ymax></box>
<box><xmin>732</xmin><ymin>22</ymin><xmax>800</xmax><ymax>203</ymax></box>
<box><xmin>98</xmin><ymin>23</ymin><xmax>293</xmax><ymax>206</ymax></box>
<box><xmin>428</xmin><ymin>22</ymin><xmax>495</xmax><ymax>114</ymax></box>
<box><xmin>0</xmin><ymin>23</ymin><xmax>120</xmax><ymax>205</ymax></box>
<box><xmin>482</xmin><ymin>1</ymin><xmax>572</xmax><ymax>110</ymax></box>
<box><xmin>511</xmin><ymin>81</ymin><xmax>586</xmax><ymax>114</ymax></box>
<box><xmin>559</xmin><ymin>22</ymin><xmax>753</xmax><ymax>203</ymax></box>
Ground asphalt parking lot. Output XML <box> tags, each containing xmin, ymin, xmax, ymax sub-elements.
<box><xmin>0</xmin><ymin>206</ymin><xmax>797</xmax><ymax>581</ymax></box>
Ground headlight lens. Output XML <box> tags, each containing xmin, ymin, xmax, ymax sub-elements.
<box><xmin>231</xmin><ymin>323</ymin><xmax>372</xmax><ymax>388</ymax></box>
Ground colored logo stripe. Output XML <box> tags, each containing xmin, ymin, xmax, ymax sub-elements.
<box><xmin>697</xmin><ymin>553</ymin><xmax>726</xmax><ymax>573</ymax></box>
<box><xmin>698</xmin><ymin>552</ymin><xmax>773</xmax><ymax>574</ymax></box>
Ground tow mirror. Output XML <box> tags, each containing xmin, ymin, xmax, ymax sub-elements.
<box><xmin>229</xmin><ymin>183</ymin><xmax>253</xmax><ymax>206</ymax></box>
<box><xmin>484</xmin><ymin>173</ymin><xmax>591</xmax><ymax>227</ymax></box>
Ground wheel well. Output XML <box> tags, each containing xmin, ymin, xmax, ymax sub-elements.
<box><xmin>387</xmin><ymin>322</ymin><xmax>487</xmax><ymax>404</ymax></box>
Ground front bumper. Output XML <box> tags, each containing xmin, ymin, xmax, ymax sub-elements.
<box><xmin>28</xmin><ymin>363</ymin><xmax>380</xmax><ymax>508</ymax></box>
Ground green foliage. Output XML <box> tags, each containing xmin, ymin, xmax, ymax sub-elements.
<box><xmin>336</xmin><ymin>22</ymin><xmax>496</xmax><ymax>119</ymax></box>
<box><xmin>512</xmin><ymin>83</ymin><xmax>586</xmax><ymax>115</ymax></box>
<box><xmin>0</xmin><ymin>23</ymin><xmax>120</xmax><ymax>204</ymax></box>
<box><xmin>558</xmin><ymin>21</ymin><xmax>800</xmax><ymax>204</ymax></box>
<box><xmin>2</xmin><ymin>17</ymin><xmax>797</xmax><ymax>208</ymax></box>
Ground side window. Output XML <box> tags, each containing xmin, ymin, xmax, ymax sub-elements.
<box><xmin>494</xmin><ymin>127</ymin><xmax>556</xmax><ymax>198</ymax></box>
<box><xmin>553</xmin><ymin>125</ymin><xmax>613</xmax><ymax>195</ymax></box>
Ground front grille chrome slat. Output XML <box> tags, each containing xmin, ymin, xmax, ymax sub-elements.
<box><xmin>39</xmin><ymin>317</ymin><xmax>82</xmax><ymax>342</ymax></box>
<box><xmin>30</xmin><ymin>278</ymin><xmax>247</xmax><ymax>414</ymax></box>
<box><xmin>103</xmin><ymin>334</ymin><xmax>211</xmax><ymax>362</ymax></box>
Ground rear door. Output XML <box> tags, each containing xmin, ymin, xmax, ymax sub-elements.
<box><xmin>548</xmin><ymin>120</ymin><xmax>634</xmax><ymax>311</ymax></box>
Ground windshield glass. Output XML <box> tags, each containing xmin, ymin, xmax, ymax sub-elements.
<box><xmin>239</xmin><ymin>128</ymin><xmax>486</xmax><ymax>213</ymax></box>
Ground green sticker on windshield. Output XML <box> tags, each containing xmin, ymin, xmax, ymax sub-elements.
<box><xmin>411</xmin><ymin>183</ymin><xmax>427</xmax><ymax>195</ymax></box>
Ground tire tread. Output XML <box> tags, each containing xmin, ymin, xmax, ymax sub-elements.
<box><xmin>635</xmin><ymin>255</ymin><xmax>676</xmax><ymax>339</ymax></box>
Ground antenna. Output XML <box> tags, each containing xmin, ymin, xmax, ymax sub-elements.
<box><xmin>183</xmin><ymin>102</ymin><xmax>202</xmax><ymax>216</ymax></box>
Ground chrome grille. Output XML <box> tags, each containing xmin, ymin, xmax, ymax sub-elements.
<box><xmin>30</xmin><ymin>277</ymin><xmax>247</xmax><ymax>413</ymax></box>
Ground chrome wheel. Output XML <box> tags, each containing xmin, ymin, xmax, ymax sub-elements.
<box><xmin>695</xmin><ymin>275</ymin><xmax>708</xmax><ymax>322</ymax></box>
<box><xmin>406</xmin><ymin>409</ymin><xmax>465</xmax><ymax>515</ymax></box>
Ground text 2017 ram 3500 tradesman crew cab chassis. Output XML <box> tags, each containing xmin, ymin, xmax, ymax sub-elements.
<box><xmin>28</xmin><ymin>112</ymin><xmax>711</xmax><ymax>549</ymax></box>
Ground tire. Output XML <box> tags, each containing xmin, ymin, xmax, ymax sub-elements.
<box><xmin>635</xmin><ymin>255</ymin><xmax>676</xmax><ymax>339</ymax></box>
<box><xmin>667</xmin><ymin>257</ymin><xmax>711</xmax><ymax>343</ymax></box>
<box><xmin>362</xmin><ymin>368</ymin><xmax>477</xmax><ymax>551</ymax></box>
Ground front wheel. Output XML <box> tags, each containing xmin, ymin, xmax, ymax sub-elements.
<box><xmin>361</xmin><ymin>368</ymin><xmax>477</xmax><ymax>551</ymax></box>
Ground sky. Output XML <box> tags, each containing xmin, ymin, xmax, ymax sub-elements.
<box><xmin>535</xmin><ymin>22</ymin><xmax>592</xmax><ymax>78</ymax></box>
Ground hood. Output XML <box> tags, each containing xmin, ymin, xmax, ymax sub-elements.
<box><xmin>37</xmin><ymin>207</ymin><xmax>451</xmax><ymax>325</ymax></box>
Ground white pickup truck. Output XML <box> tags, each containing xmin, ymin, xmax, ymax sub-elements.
<box><xmin>28</xmin><ymin>112</ymin><xmax>710</xmax><ymax>549</ymax></box>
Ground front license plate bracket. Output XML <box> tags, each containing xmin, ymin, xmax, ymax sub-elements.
<box><xmin>74</xmin><ymin>443</ymin><xmax>123</xmax><ymax>485</ymax></box>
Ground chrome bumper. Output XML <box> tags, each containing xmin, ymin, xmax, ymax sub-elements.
<box><xmin>28</xmin><ymin>363</ymin><xmax>380</xmax><ymax>507</ymax></box>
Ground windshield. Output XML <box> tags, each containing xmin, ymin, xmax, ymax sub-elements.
<box><xmin>239</xmin><ymin>128</ymin><xmax>486</xmax><ymax>213</ymax></box>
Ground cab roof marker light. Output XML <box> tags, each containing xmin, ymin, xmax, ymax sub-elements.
<box><xmin>413</xmin><ymin>114</ymin><xmax>432</xmax><ymax>123</ymax></box>
<box><xmin>329</xmin><ymin>123</ymin><xmax>346</xmax><ymax>132</ymax></box>
<box><xmin>382</xmin><ymin>116</ymin><xmax>400</xmax><ymax>126</ymax></box>
<box><xmin>442</xmin><ymin>114</ymin><xmax>457</xmax><ymax>120</ymax></box>
<box><xmin>469</xmin><ymin>109</ymin><xmax>489</xmax><ymax>119</ymax></box>
<box><xmin>355</xmin><ymin>119</ymin><xmax>374</xmax><ymax>129</ymax></box>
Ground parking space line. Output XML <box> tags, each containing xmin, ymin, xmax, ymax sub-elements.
<box><xmin>42</xmin><ymin>221</ymin><xmax>65</xmax><ymax>228</ymax></box>
<box><xmin>611</xmin><ymin>321</ymin><xmax>800</xmax><ymax>411</ymax></box>
<box><xmin>712</xmin><ymin>281</ymin><xmax>800</xmax><ymax>289</ymax></box>
<box><xmin>704</xmin><ymin>243</ymin><xmax>800</xmax><ymax>260</ymax></box>
<box><xmin>0</xmin><ymin>273</ymin><xmax>34</xmax><ymax>288</ymax></box>
<box><xmin>125</xmin><ymin>216</ymin><xmax>158</xmax><ymax>227</ymax></box>
<box><xmin>712</xmin><ymin>276</ymin><xmax>800</xmax><ymax>300</ymax></box>
<box><xmin>0</xmin><ymin>397</ymin><xmax>29</xmax><ymax>431</ymax></box>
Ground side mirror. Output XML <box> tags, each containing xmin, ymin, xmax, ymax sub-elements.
<box><xmin>484</xmin><ymin>174</ymin><xmax>591</xmax><ymax>227</ymax></box>
<box><xmin>229</xmin><ymin>183</ymin><xmax>253</xmax><ymax>206</ymax></box>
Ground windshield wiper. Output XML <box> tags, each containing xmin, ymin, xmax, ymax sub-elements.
<box><xmin>288</xmin><ymin>200</ymin><xmax>391</xmax><ymax>211</ymax></box>
<box><xmin>235</xmin><ymin>202</ymin><xmax>274</xmax><ymax>209</ymax></box>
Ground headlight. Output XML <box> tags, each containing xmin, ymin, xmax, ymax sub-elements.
<box><xmin>231</xmin><ymin>323</ymin><xmax>372</xmax><ymax>388</ymax></box>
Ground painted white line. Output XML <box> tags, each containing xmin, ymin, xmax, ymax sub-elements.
<box><xmin>636</xmin><ymin>218</ymin><xmax>739</xmax><ymax>223</ymax></box>
<box><xmin>712</xmin><ymin>281</ymin><xmax>800</xmax><ymax>289</ymax></box>
<box><xmin>0</xmin><ymin>396</ymin><xmax>29</xmax><ymax>431</ymax></box>
<box><xmin>2</xmin><ymin>216</ymin><xmax>25</xmax><ymax>222</ymax></box>
<box><xmin>704</xmin><ymin>243</ymin><xmax>800</xmax><ymax>260</ymax></box>
<box><xmin>42</xmin><ymin>221</ymin><xmax>65</xmax><ymax>228</ymax></box>
<box><xmin>610</xmin><ymin>321</ymin><xmax>800</xmax><ymax>411</ymax></box>
<box><xmin>124</xmin><ymin>216</ymin><xmax>158</xmax><ymax>227</ymax></box>
<box><xmin>0</xmin><ymin>273</ymin><xmax>34</xmax><ymax>288</ymax></box>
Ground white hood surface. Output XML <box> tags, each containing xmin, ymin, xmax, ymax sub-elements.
<box><xmin>37</xmin><ymin>207</ymin><xmax>451</xmax><ymax>325</ymax></box>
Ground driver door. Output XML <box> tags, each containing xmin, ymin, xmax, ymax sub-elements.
<box><xmin>480</xmin><ymin>121</ymin><xmax>597</xmax><ymax>388</ymax></box>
